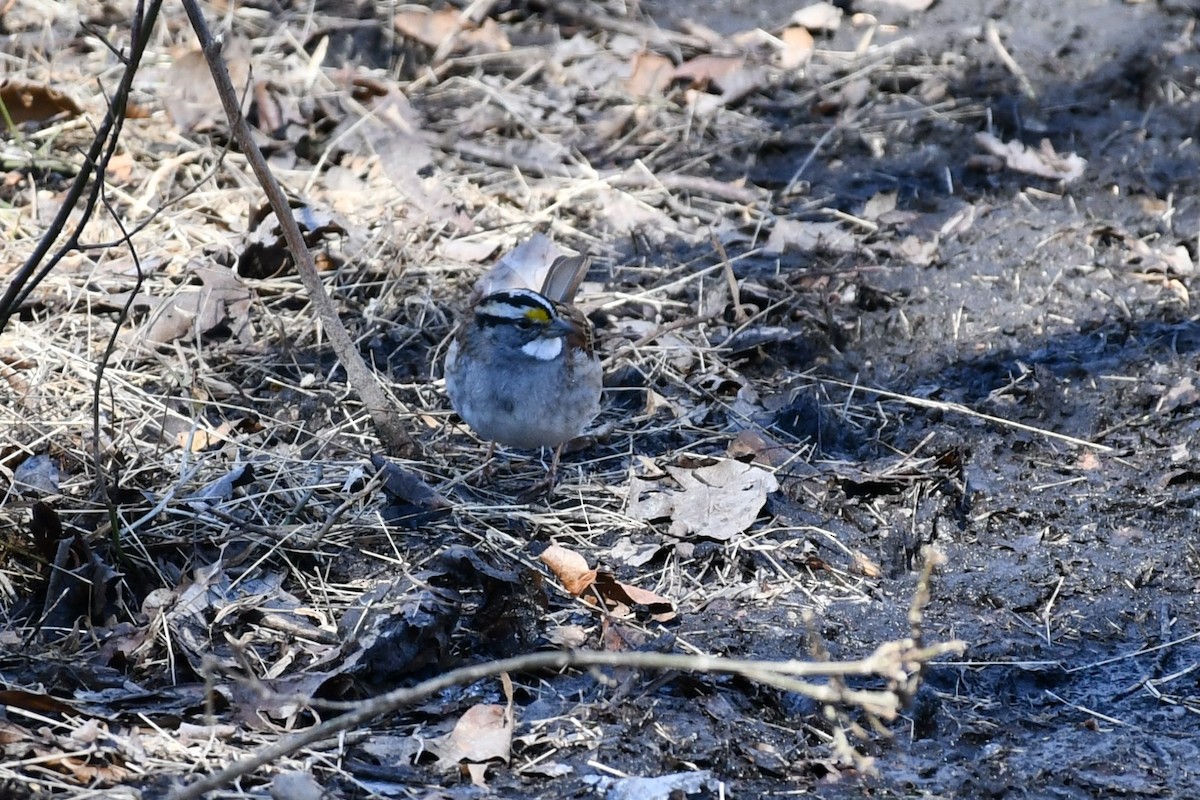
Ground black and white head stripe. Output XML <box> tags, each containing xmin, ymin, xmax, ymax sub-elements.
<box><xmin>474</xmin><ymin>289</ymin><xmax>556</xmax><ymax>326</ymax></box>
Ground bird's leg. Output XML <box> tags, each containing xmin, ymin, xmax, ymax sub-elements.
<box><xmin>548</xmin><ymin>442</ymin><xmax>563</xmax><ymax>486</ymax></box>
<box><xmin>480</xmin><ymin>440</ymin><xmax>497</xmax><ymax>481</ymax></box>
<box><xmin>518</xmin><ymin>444</ymin><xmax>564</xmax><ymax>501</ymax></box>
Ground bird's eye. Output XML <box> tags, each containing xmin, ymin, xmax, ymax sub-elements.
<box><xmin>516</xmin><ymin>318</ymin><xmax>535</xmax><ymax>330</ymax></box>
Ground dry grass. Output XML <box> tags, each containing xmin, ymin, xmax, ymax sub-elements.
<box><xmin>0</xmin><ymin>1</ymin><xmax>981</xmax><ymax>795</ymax></box>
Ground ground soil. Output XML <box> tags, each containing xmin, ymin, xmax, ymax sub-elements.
<box><xmin>644</xmin><ymin>1</ymin><xmax>1200</xmax><ymax>797</ymax></box>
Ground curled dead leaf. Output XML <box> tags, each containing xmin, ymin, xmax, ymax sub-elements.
<box><xmin>628</xmin><ymin>460</ymin><xmax>779</xmax><ymax>541</ymax></box>
<box><xmin>0</xmin><ymin>79</ymin><xmax>82</xmax><ymax>124</ymax></box>
<box><xmin>726</xmin><ymin>429</ymin><xmax>793</xmax><ymax>468</ymax></box>
<box><xmin>764</xmin><ymin>219</ymin><xmax>858</xmax><ymax>255</ymax></box>
<box><xmin>673</xmin><ymin>55</ymin><xmax>746</xmax><ymax>86</ymax></box>
<box><xmin>393</xmin><ymin>8</ymin><xmax>510</xmax><ymax>55</ymax></box>
<box><xmin>539</xmin><ymin>544</ymin><xmax>597</xmax><ymax>596</ymax></box>
<box><xmin>163</xmin><ymin>40</ymin><xmax>250</xmax><ymax>133</ymax></box>
<box><xmin>627</xmin><ymin>51</ymin><xmax>674</xmax><ymax>97</ymax></box>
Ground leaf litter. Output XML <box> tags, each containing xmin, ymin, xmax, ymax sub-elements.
<box><xmin>1</xmin><ymin>0</ymin><xmax>1199</xmax><ymax>798</ymax></box>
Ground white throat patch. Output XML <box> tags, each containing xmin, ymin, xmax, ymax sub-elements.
<box><xmin>521</xmin><ymin>336</ymin><xmax>563</xmax><ymax>361</ymax></box>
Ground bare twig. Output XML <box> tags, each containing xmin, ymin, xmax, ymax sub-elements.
<box><xmin>168</xmin><ymin>637</ymin><xmax>963</xmax><ymax>799</ymax></box>
<box><xmin>820</xmin><ymin>377</ymin><xmax>1115</xmax><ymax>452</ymax></box>
<box><xmin>180</xmin><ymin>0</ymin><xmax>419</xmax><ymax>456</ymax></box>
<box><xmin>984</xmin><ymin>20</ymin><xmax>1037</xmax><ymax>100</ymax></box>
<box><xmin>0</xmin><ymin>0</ymin><xmax>162</xmax><ymax>333</ymax></box>
<box><xmin>533</xmin><ymin>0</ymin><xmax>713</xmax><ymax>52</ymax></box>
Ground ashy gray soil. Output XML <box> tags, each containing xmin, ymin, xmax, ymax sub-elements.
<box><xmin>635</xmin><ymin>0</ymin><xmax>1200</xmax><ymax>796</ymax></box>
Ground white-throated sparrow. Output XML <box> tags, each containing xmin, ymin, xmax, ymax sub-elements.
<box><xmin>444</xmin><ymin>254</ymin><xmax>602</xmax><ymax>486</ymax></box>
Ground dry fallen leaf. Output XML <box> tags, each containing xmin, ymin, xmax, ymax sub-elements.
<box><xmin>539</xmin><ymin>544</ymin><xmax>597</xmax><ymax>596</ymax></box>
<box><xmin>439</xmin><ymin>237</ymin><xmax>501</xmax><ymax>264</ymax></box>
<box><xmin>545</xmin><ymin>623</ymin><xmax>589</xmax><ymax>648</ymax></box>
<box><xmin>726</xmin><ymin>430</ymin><xmax>794</xmax><ymax>468</ymax></box>
<box><xmin>177</xmin><ymin>420</ymin><xmax>235</xmax><ymax>453</ymax></box>
<box><xmin>778</xmin><ymin>26</ymin><xmax>816</xmax><ymax>70</ymax></box>
<box><xmin>163</xmin><ymin>39</ymin><xmax>250</xmax><ymax>133</ymax></box>
<box><xmin>393</xmin><ymin>8</ymin><xmax>510</xmax><ymax>55</ymax></box>
<box><xmin>0</xmin><ymin>79</ymin><xmax>82</xmax><ymax>124</ymax></box>
<box><xmin>764</xmin><ymin>219</ymin><xmax>858</xmax><ymax>254</ymax></box>
<box><xmin>427</xmin><ymin>674</ymin><xmax>514</xmax><ymax>787</ymax></box>
<box><xmin>628</xmin><ymin>460</ymin><xmax>779</xmax><ymax>541</ymax></box>
<box><xmin>862</xmin><ymin>190</ymin><xmax>898</xmax><ymax>220</ymax></box>
<box><xmin>472</xmin><ymin>234</ymin><xmax>570</xmax><ymax>298</ymax></box>
<box><xmin>355</xmin><ymin>88</ymin><xmax>468</xmax><ymax>229</ymax></box>
<box><xmin>594</xmin><ymin>576</ymin><xmax>676</xmax><ymax>622</ymax></box>
<box><xmin>1158</xmin><ymin>376</ymin><xmax>1198</xmax><ymax>413</ymax></box>
<box><xmin>673</xmin><ymin>54</ymin><xmax>746</xmax><ymax>85</ymax></box>
<box><xmin>939</xmin><ymin>204</ymin><xmax>979</xmax><ymax>239</ymax></box>
<box><xmin>893</xmin><ymin>235</ymin><xmax>939</xmax><ymax>266</ymax></box>
<box><xmin>142</xmin><ymin>265</ymin><xmax>254</xmax><ymax>345</ymax></box>
<box><xmin>791</xmin><ymin>2</ymin><xmax>844</xmax><ymax>32</ymax></box>
<box><xmin>974</xmin><ymin>133</ymin><xmax>1086</xmax><ymax>182</ymax></box>
<box><xmin>851</xmin><ymin>550</ymin><xmax>883</xmax><ymax>579</ymax></box>
<box><xmin>626</xmin><ymin>51</ymin><xmax>674</xmax><ymax>97</ymax></box>
<box><xmin>540</xmin><ymin>543</ymin><xmax>676</xmax><ymax>621</ymax></box>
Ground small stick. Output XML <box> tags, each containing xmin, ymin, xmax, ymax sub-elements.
<box><xmin>819</xmin><ymin>377</ymin><xmax>1115</xmax><ymax>452</ymax></box>
<box><xmin>985</xmin><ymin>20</ymin><xmax>1037</xmax><ymax>100</ymax></box>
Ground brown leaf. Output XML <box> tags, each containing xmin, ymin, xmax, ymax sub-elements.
<box><xmin>162</xmin><ymin>39</ymin><xmax>251</xmax><ymax>133</ymax></box>
<box><xmin>176</xmin><ymin>420</ymin><xmax>235</xmax><ymax>453</ymax></box>
<box><xmin>393</xmin><ymin>7</ymin><xmax>462</xmax><ymax>47</ymax></box>
<box><xmin>851</xmin><ymin>550</ymin><xmax>883</xmax><ymax>579</ymax></box>
<box><xmin>594</xmin><ymin>575</ymin><xmax>677</xmax><ymax>622</ymax></box>
<box><xmin>627</xmin><ymin>51</ymin><xmax>674</xmax><ymax>97</ymax></box>
<box><xmin>393</xmin><ymin>8</ymin><xmax>509</xmax><ymax>55</ymax></box>
<box><xmin>356</xmin><ymin>89</ymin><xmax>468</xmax><ymax>229</ymax></box>
<box><xmin>778</xmin><ymin>27</ymin><xmax>815</xmax><ymax>70</ymax></box>
<box><xmin>673</xmin><ymin>55</ymin><xmax>746</xmax><ymax>86</ymax></box>
<box><xmin>726</xmin><ymin>430</ymin><xmax>793</xmax><ymax>468</ymax></box>
<box><xmin>539</xmin><ymin>544</ymin><xmax>597</xmax><ymax>596</ymax></box>
<box><xmin>0</xmin><ymin>79</ymin><xmax>82</xmax><ymax>124</ymax></box>
<box><xmin>428</xmin><ymin>675</ymin><xmax>514</xmax><ymax>771</ymax></box>
<box><xmin>0</xmin><ymin>689</ymin><xmax>75</xmax><ymax>716</ymax></box>
<box><xmin>0</xmin><ymin>720</ymin><xmax>30</xmax><ymax>746</ymax></box>
<box><xmin>144</xmin><ymin>265</ymin><xmax>253</xmax><ymax>345</ymax></box>
<box><xmin>601</xmin><ymin>618</ymin><xmax>647</xmax><ymax>651</ymax></box>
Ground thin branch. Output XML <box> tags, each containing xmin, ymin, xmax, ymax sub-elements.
<box><xmin>179</xmin><ymin>0</ymin><xmax>420</xmax><ymax>456</ymax></box>
<box><xmin>0</xmin><ymin>0</ymin><xmax>162</xmax><ymax>333</ymax></box>
<box><xmin>820</xmin><ymin>377</ymin><xmax>1115</xmax><ymax>452</ymax></box>
<box><xmin>168</xmin><ymin>636</ymin><xmax>963</xmax><ymax>799</ymax></box>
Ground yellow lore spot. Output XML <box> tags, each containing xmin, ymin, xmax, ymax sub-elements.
<box><xmin>524</xmin><ymin>307</ymin><xmax>551</xmax><ymax>323</ymax></box>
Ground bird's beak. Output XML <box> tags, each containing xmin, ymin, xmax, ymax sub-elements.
<box><xmin>547</xmin><ymin>315</ymin><xmax>579</xmax><ymax>337</ymax></box>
